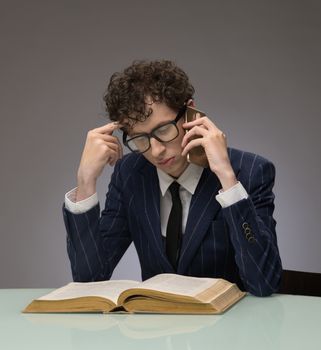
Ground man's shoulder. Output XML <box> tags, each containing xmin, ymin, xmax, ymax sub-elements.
<box><xmin>228</xmin><ymin>147</ymin><xmax>274</xmax><ymax>169</ymax></box>
<box><xmin>228</xmin><ymin>148</ymin><xmax>275</xmax><ymax>189</ymax></box>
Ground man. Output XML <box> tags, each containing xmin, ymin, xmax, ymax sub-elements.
<box><xmin>63</xmin><ymin>60</ymin><xmax>282</xmax><ymax>296</ymax></box>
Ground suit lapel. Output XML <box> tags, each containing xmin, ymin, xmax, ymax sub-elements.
<box><xmin>136</xmin><ymin>162</ymin><xmax>174</xmax><ymax>272</ymax></box>
<box><xmin>177</xmin><ymin>168</ymin><xmax>221</xmax><ymax>273</ymax></box>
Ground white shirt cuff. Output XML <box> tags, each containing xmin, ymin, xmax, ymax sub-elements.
<box><xmin>64</xmin><ymin>187</ymin><xmax>99</xmax><ymax>214</ymax></box>
<box><xmin>215</xmin><ymin>182</ymin><xmax>248</xmax><ymax>208</ymax></box>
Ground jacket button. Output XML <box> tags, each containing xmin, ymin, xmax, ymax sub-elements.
<box><xmin>242</xmin><ymin>222</ymin><xmax>249</xmax><ymax>229</ymax></box>
<box><xmin>245</xmin><ymin>231</ymin><xmax>252</xmax><ymax>240</ymax></box>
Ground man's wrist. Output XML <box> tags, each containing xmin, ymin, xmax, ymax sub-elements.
<box><xmin>215</xmin><ymin>181</ymin><xmax>248</xmax><ymax>208</ymax></box>
<box><xmin>76</xmin><ymin>178</ymin><xmax>97</xmax><ymax>202</ymax></box>
<box><xmin>65</xmin><ymin>187</ymin><xmax>99</xmax><ymax>214</ymax></box>
<box><xmin>216</xmin><ymin>168</ymin><xmax>238</xmax><ymax>191</ymax></box>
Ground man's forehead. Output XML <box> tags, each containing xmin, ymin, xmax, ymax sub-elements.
<box><xmin>121</xmin><ymin>113</ymin><xmax>152</xmax><ymax>134</ymax></box>
<box><xmin>122</xmin><ymin>101</ymin><xmax>154</xmax><ymax>131</ymax></box>
<box><xmin>122</xmin><ymin>104</ymin><xmax>152</xmax><ymax>133</ymax></box>
<box><xmin>125</xmin><ymin>118</ymin><xmax>153</xmax><ymax>135</ymax></box>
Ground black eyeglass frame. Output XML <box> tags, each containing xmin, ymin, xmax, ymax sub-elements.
<box><xmin>122</xmin><ymin>105</ymin><xmax>187</xmax><ymax>154</ymax></box>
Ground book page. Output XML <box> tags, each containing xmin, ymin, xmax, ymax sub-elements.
<box><xmin>210</xmin><ymin>285</ymin><xmax>245</xmax><ymax>310</ymax></box>
<box><xmin>137</xmin><ymin>274</ymin><xmax>218</xmax><ymax>297</ymax></box>
<box><xmin>38</xmin><ymin>280</ymin><xmax>140</xmax><ymax>305</ymax></box>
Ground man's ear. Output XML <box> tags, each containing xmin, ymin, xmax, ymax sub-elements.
<box><xmin>186</xmin><ymin>99</ymin><xmax>195</xmax><ymax>107</ymax></box>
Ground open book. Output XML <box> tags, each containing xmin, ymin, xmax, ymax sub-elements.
<box><xmin>23</xmin><ymin>274</ymin><xmax>246</xmax><ymax>314</ymax></box>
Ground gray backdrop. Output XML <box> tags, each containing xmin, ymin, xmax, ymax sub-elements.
<box><xmin>1</xmin><ymin>0</ymin><xmax>320</xmax><ymax>287</ymax></box>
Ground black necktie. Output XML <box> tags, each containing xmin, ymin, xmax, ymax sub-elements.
<box><xmin>166</xmin><ymin>181</ymin><xmax>182</xmax><ymax>270</ymax></box>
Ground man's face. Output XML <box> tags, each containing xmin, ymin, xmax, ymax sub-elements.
<box><xmin>128</xmin><ymin>102</ymin><xmax>189</xmax><ymax>178</ymax></box>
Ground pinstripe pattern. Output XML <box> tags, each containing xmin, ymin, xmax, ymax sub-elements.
<box><xmin>84</xmin><ymin>213</ymin><xmax>103</xmax><ymax>269</ymax></box>
<box><xmin>141</xmin><ymin>177</ymin><xmax>165</xmax><ymax>269</ymax></box>
<box><xmin>63</xmin><ymin>147</ymin><xmax>282</xmax><ymax>296</ymax></box>
<box><xmin>213</xmin><ymin>224</ymin><xmax>217</xmax><ymax>276</ymax></box>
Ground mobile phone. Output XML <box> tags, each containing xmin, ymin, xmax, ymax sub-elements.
<box><xmin>184</xmin><ymin>106</ymin><xmax>209</xmax><ymax>168</ymax></box>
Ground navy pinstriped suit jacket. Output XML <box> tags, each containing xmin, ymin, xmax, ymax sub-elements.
<box><xmin>63</xmin><ymin>147</ymin><xmax>282</xmax><ymax>296</ymax></box>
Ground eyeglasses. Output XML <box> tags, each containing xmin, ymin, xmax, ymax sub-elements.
<box><xmin>122</xmin><ymin>105</ymin><xmax>187</xmax><ymax>153</ymax></box>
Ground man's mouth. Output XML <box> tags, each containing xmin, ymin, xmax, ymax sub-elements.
<box><xmin>157</xmin><ymin>157</ymin><xmax>175</xmax><ymax>166</ymax></box>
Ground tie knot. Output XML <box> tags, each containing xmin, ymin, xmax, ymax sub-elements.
<box><xmin>169</xmin><ymin>181</ymin><xmax>180</xmax><ymax>198</ymax></box>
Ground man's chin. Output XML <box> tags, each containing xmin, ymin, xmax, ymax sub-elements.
<box><xmin>146</xmin><ymin>154</ymin><xmax>188</xmax><ymax>177</ymax></box>
<box><xmin>164</xmin><ymin>158</ymin><xmax>189</xmax><ymax>178</ymax></box>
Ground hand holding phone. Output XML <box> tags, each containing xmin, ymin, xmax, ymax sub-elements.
<box><xmin>184</xmin><ymin>106</ymin><xmax>209</xmax><ymax>168</ymax></box>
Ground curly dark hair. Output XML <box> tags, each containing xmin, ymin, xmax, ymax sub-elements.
<box><xmin>103</xmin><ymin>60</ymin><xmax>195</xmax><ymax>128</ymax></box>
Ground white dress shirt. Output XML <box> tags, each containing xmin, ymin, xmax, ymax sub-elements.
<box><xmin>65</xmin><ymin>164</ymin><xmax>248</xmax><ymax>236</ymax></box>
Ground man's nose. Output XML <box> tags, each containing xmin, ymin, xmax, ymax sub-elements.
<box><xmin>150</xmin><ymin>137</ymin><xmax>166</xmax><ymax>158</ymax></box>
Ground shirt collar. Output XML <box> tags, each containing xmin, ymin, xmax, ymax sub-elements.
<box><xmin>157</xmin><ymin>163</ymin><xmax>204</xmax><ymax>197</ymax></box>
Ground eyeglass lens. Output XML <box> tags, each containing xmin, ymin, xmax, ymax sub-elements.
<box><xmin>127</xmin><ymin>123</ymin><xmax>179</xmax><ymax>152</ymax></box>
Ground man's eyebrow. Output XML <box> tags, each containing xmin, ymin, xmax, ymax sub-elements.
<box><xmin>130</xmin><ymin>120</ymin><xmax>174</xmax><ymax>136</ymax></box>
<box><xmin>129</xmin><ymin>130</ymin><xmax>148</xmax><ymax>137</ymax></box>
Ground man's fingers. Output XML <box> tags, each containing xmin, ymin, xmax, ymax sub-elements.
<box><xmin>96</xmin><ymin>133</ymin><xmax>120</xmax><ymax>143</ymax></box>
<box><xmin>181</xmin><ymin>126</ymin><xmax>207</xmax><ymax>147</ymax></box>
<box><xmin>103</xmin><ymin>141</ymin><xmax>120</xmax><ymax>153</ymax></box>
<box><xmin>181</xmin><ymin>138</ymin><xmax>203</xmax><ymax>156</ymax></box>
<box><xmin>103</xmin><ymin>140</ymin><xmax>123</xmax><ymax>164</ymax></box>
<box><xmin>104</xmin><ymin>135</ymin><xmax>123</xmax><ymax>159</ymax></box>
<box><xmin>104</xmin><ymin>148</ymin><xmax>118</xmax><ymax>164</ymax></box>
<box><xmin>183</xmin><ymin>116</ymin><xmax>215</xmax><ymax>130</ymax></box>
<box><xmin>116</xmin><ymin>137</ymin><xmax>123</xmax><ymax>159</ymax></box>
<box><xmin>93</xmin><ymin>122</ymin><xmax>123</xmax><ymax>135</ymax></box>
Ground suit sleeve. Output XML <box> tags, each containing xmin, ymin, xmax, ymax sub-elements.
<box><xmin>221</xmin><ymin>159</ymin><xmax>282</xmax><ymax>296</ymax></box>
<box><xmin>62</xmin><ymin>160</ymin><xmax>132</xmax><ymax>282</ymax></box>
